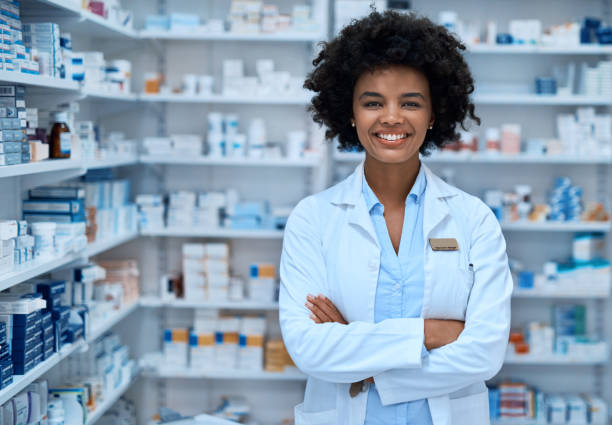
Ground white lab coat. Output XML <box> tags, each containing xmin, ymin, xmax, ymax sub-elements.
<box><xmin>279</xmin><ymin>161</ymin><xmax>512</xmax><ymax>425</ymax></box>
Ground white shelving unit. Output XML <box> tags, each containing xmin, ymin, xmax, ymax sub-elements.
<box><xmin>500</xmin><ymin>221</ymin><xmax>611</xmax><ymax>232</ymax></box>
<box><xmin>142</xmin><ymin>366</ymin><xmax>306</xmax><ymax>381</ymax></box>
<box><xmin>87</xmin><ymin>302</ymin><xmax>140</xmax><ymax>342</ymax></box>
<box><xmin>504</xmin><ymin>353</ymin><xmax>608</xmax><ymax>365</ymax></box>
<box><xmin>472</xmin><ymin>93</ymin><xmax>611</xmax><ymax>105</ymax></box>
<box><xmin>85</xmin><ymin>375</ymin><xmax>137</xmax><ymax>425</ymax></box>
<box><xmin>513</xmin><ymin>288</ymin><xmax>610</xmax><ymax>299</ymax></box>
<box><xmin>466</xmin><ymin>44</ymin><xmax>612</xmax><ymax>55</ymax></box>
<box><xmin>0</xmin><ymin>71</ymin><xmax>80</xmax><ymax>91</ymax></box>
<box><xmin>334</xmin><ymin>151</ymin><xmax>612</xmax><ymax>165</ymax></box>
<box><xmin>0</xmin><ymin>253</ymin><xmax>82</xmax><ymax>292</ymax></box>
<box><xmin>86</xmin><ymin>232</ymin><xmax>139</xmax><ymax>258</ymax></box>
<box><xmin>140</xmin><ymin>155</ymin><xmax>320</xmax><ymax>167</ymax></box>
<box><xmin>141</xmin><ymin>227</ymin><xmax>284</xmax><ymax>239</ymax></box>
<box><xmin>139</xmin><ymin>92</ymin><xmax>311</xmax><ymax>105</ymax></box>
<box><xmin>139</xmin><ymin>297</ymin><xmax>279</xmax><ymax>311</ymax></box>
<box><xmin>0</xmin><ymin>160</ymin><xmax>84</xmax><ymax>179</ymax></box>
<box><xmin>139</xmin><ymin>30</ymin><xmax>323</xmax><ymax>42</ymax></box>
<box><xmin>0</xmin><ymin>340</ymin><xmax>87</xmax><ymax>406</ymax></box>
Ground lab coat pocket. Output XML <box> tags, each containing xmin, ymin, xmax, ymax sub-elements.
<box><xmin>294</xmin><ymin>403</ymin><xmax>336</xmax><ymax>425</ymax></box>
<box><xmin>427</xmin><ymin>266</ymin><xmax>474</xmax><ymax>320</ymax></box>
<box><xmin>449</xmin><ymin>390</ymin><xmax>490</xmax><ymax>425</ymax></box>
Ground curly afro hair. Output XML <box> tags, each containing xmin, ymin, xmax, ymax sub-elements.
<box><xmin>304</xmin><ymin>10</ymin><xmax>480</xmax><ymax>155</ymax></box>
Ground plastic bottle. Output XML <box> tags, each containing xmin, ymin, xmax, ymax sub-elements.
<box><xmin>50</xmin><ymin>112</ymin><xmax>71</xmax><ymax>159</ymax></box>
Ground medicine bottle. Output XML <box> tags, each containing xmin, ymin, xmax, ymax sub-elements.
<box><xmin>50</xmin><ymin>111</ymin><xmax>71</xmax><ymax>159</ymax></box>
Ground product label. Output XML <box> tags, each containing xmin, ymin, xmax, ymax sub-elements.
<box><xmin>60</xmin><ymin>132</ymin><xmax>70</xmax><ymax>154</ymax></box>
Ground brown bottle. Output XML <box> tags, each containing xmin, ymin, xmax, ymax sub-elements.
<box><xmin>50</xmin><ymin>111</ymin><xmax>71</xmax><ymax>159</ymax></box>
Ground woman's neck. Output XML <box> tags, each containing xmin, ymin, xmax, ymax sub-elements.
<box><xmin>363</xmin><ymin>153</ymin><xmax>421</xmax><ymax>208</ymax></box>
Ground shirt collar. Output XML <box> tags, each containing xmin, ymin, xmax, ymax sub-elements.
<box><xmin>362</xmin><ymin>162</ymin><xmax>427</xmax><ymax>213</ymax></box>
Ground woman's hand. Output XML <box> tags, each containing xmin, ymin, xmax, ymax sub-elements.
<box><xmin>424</xmin><ymin>319</ymin><xmax>465</xmax><ymax>350</ymax></box>
<box><xmin>305</xmin><ymin>295</ymin><xmax>373</xmax><ymax>385</ymax></box>
<box><xmin>305</xmin><ymin>294</ymin><xmax>348</xmax><ymax>325</ymax></box>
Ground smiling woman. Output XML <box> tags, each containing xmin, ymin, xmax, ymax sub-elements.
<box><xmin>279</xmin><ymin>10</ymin><xmax>512</xmax><ymax>425</ymax></box>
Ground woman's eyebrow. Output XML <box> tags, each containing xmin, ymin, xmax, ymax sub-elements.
<box><xmin>400</xmin><ymin>92</ymin><xmax>425</xmax><ymax>100</ymax></box>
<box><xmin>358</xmin><ymin>91</ymin><xmax>383</xmax><ymax>100</ymax></box>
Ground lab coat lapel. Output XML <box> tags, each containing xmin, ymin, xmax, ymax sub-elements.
<box><xmin>422</xmin><ymin>164</ymin><xmax>452</xmax><ymax>238</ymax></box>
<box><xmin>332</xmin><ymin>161</ymin><xmax>380</xmax><ymax>249</ymax></box>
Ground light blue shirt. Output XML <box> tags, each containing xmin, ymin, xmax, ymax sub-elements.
<box><xmin>362</xmin><ymin>163</ymin><xmax>433</xmax><ymax>425</ymax></box>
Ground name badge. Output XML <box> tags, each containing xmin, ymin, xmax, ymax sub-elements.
<box><xmin>429</xmin><ymin>238</ymin><xmax>459</xmax><ymax>251</ymax></box>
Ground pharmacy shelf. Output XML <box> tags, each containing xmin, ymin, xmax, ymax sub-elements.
<box><xmin>467</xmin><ymin>44</ymin><xmax>612</xmax><ymax>54</ymax></box>
<box><xmin>513</xmin><ymin>288</ymin><xmax>610</xmax><ymax>299</ymax></box>
<box><xmin>0</xmin><ymin>71</ymin><xmax>80</xmax><ymax>91</ymax></box>
<box><xmin>473</xmin><ymin>94</ymin><xmax>611</xmax><ymax>105</ymax></box>
<box><xmin>504</xmin><ymin>353</ymin><xmax>607</xmax><ymax>365</ymax></box>
<box><xmin>143</xmin><ymin>366</ymin><xmax>306</xmax><ymax>381</ymax></box>
<box><xmin>141</xmin><ymin>227</ymin><xmax>284</xmax><ymax>239</ymax></box>
<box><xmin>493</xmin><ymin>422</ymin><xmax>566</xmax><ymax>425</ymax></box>
<box><xmin>21</xmin><ymin>0</ymin><xmax>138</xmax><ymax>39</ymax></box>
<box><xmin>84</xmin><ymin>156</ymin><xmax>140</xmax><ymax>170</ymax></box>
<box><xmin>333</xmin><ymin>152</ymin><xmax>612</xmax><ymax>165</ymax></box>
<box><xmin>86</xmin><ymin>232</ymin><xmax>139</xmax><ymax>258</ymax></box>
<box><xmin>86</xmin><ymin>375</ymin><xmax>137</xmax><ymax>425</ymax></box>
<box><xmin>0</xmin><ymin>252</ymin><xmax>81</xmax><ymax>292</ymax></box>
<box><xmin>500</xmin><ymin>221</ymin><xmax>611</xmax><ymax>232</ymax></box>
<box><xmin>0</xmin><ymin>339</ymin><xmax>87</xmax><ymax>405</ymax></box>
<box><xmin>140</xmin><ymin>155</ymin><xmax>320</xmax><ymax>168</ymax></box>
<box><xmin>139</xmin><ymin>30</ymin><xmax>323</xmax><ymax>42</ymax></box>
<box><xmin>425</xmin><ymin>153</ymin><xmax>612</xmax><ymax>164</ymax></box>
<box><xmin>0</xmin><ymin>159</ymin><xmax>84</xmax><ymax>179</ymax></box>
<box><xmin>82</xmin><ymin>89</ymin><xmax>138</xmax><ymax>101</ymax></box>
<box><xmin>139</xmin><ymin>93</ymin><xmax>311</xmax><ymax>105</ymax></box>
<box><xmin>88</xmin><ymin>302</ymin><xmax>140</xmax><ymax>342</ymax></box>
<box><xmin>139</xmin><ymin>297</ymin><xmax>279</xmax><ymax>311</ymax></box>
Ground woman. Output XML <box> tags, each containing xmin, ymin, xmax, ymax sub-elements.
<box><xmin>279</xmin><ymin>10</ymin><xmax>512</xmax><ymax>425</ymax></box>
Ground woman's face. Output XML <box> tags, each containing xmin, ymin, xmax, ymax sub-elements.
<box><xmin>352</xmin><ymin>65</ymin><xmax>433</xmax><ymax>164</ymax></box>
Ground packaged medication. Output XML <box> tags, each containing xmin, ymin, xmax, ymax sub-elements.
<box><xmin>248</xmin><ymin>263</ymin><xmax>276</xmax><ymax>302</ymax></box>
<box><xmin>163</xmin><ymin>329</ymin><xmax>188</xmax><ymax>368</ymax></box>
<box><xmin>238</xmin><ymin>316</ymin><xmax>265</xmax><ymax>370</ymax></box>
<box><xmin>215</xmin><ymin>316</ymin><xmax>240</xmax><ymax>369</ymax></box>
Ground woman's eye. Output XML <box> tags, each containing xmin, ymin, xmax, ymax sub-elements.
<box><xmin>403</xmin><ymin>102</ymin><xmax>420</xmax><ymax>108</ymax></box>
<box><xmin>365</xmin><ymin>101</ymin><xmax>381</xmax><ymax>107</ymax></box>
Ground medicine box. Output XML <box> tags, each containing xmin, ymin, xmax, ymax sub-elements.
<box><xmin>23</xmin><ymin>199</ymin><xmax>85</xmax><ymax>216</ymax></box>
<box><xmin>29</xmin><ymin>186</ymin><xmax>85</xmax><ymax>199</ymax></box>
<box><xmin>163</xmin><ymin>328</ymin><xmax>188</xmax><ymax>368</ymax></box>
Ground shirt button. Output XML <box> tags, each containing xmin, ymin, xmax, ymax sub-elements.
<box><xmin>395</xmin><ymin>282</ymin><xmax>401</xmax><ymax>289</ymax></box>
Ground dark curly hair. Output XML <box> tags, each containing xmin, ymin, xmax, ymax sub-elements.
<box><xmin>304</xmin><ymin>10</ymin><xmax>480</xmax><ymax>155</ymax></box>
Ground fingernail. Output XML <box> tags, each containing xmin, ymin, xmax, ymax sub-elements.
<box><xmin>305</xmin><ymin>302</ymin><xmax>312</xmax><ymax>308</ymax></box>
<box><xmin>309</xmin><ymin>314</ymin><xmax>316</xmax><ymax>320</ymax></box>
<box><xmin>306</xmin><ymin>295</ymin><xmax>314</xmax><ymax>300</ymax></box>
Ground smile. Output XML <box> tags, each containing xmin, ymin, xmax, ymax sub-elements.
<box><xmin>374</xmin><ymin>133</ymin><xmax>410</xmax><ymax>143</ymax></box>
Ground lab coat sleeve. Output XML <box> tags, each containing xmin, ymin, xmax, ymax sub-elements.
<box><xmin>374</xmin><ymin>202</ymin><xmax>512</xmax><ymax>405</ymax></box>
<box><xmin>279</xmin><ymin>196</ymin><xmax>425</xmax><ymax>384</ymax></box>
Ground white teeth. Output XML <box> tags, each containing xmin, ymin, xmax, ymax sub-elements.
<box><xmin>377</xmin><ymin>133</ymin><xmax>406</xmax><ymax>141</ymax></box>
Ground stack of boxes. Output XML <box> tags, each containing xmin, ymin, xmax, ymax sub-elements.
<box><xmin>189</xmin><ymin>310</ymin><xmax>216</xmax><ymax>370</ymax></box>
<box><xmin>23</xmin><ymin>23</ymin><xmax>60</xmax><ymax>77</ymax></box>
<box><xmin>264</xmin><ymin>339</ymin><xmax>295</xmax><ymax>372</ymax></box>
<box><xmin>182</xmin><ymin>243</ymin><xmax>230</xmax><ymax>301</ymax></box>
<box><xmin>76</xmin><ymin>120</ymin><xmax>96</xmax><ymax>161</ymax></box>
<box><xmin>0</xmin><ymin>220</ymin><xmax>17</xmax><ymax>274</ymax></box>
<box><xmin>248</xmin><ymin>263</ymin><xmax>276</xmax><ymax>302</ymax></box>
<box><xmin>135</xmin><ymin>194</ymin><xmax>164</xmax><ymax>231</ymax></box>
<box><xmin>0</xmin><ymin>85</ymin><xmax>29</xmax><ymax>166</ymax></box>
<box><xmin>0</xmin><ymin>322</ymin><xmax>12</xmax><ymax>389</ymax></box>
<box><xmin>83</xmin><ymin>170</ymin><xmax>137</xmax><ymax>242</ymax></box>
<box><xmin>549</xmin><ymin>177</ymin><xmax>583</xmax><ymax>222</ymax></box>
<box><xmin>0</xmin><ymin>293</ymin><xmax>46</xmax><ymax>377</ymax></box>
<box><xmin>1</xmin><ymin>4</ymin><xmax>40</xmax><ymax>75</ymax></box>
<box><xmin>163</xmin><ymin>328</ymin><xmax>189</xmax><ymax>369</ymax></box>
<box><xmin>96</xmin><ymin>260</ymin><xmax>140</xmax><ymax>308</ymax></box>
<box><xmin>166</xmin><ymin>313</ymin><xmax>267</xmax><ymax>372</ymax></box>
<box><xmin>167</xmin><ymin>191</ymin><xmax>196</xmax><ymax>228</ymax></box>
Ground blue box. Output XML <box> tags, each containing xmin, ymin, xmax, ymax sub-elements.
<box><xmin>23</xmin><ymin>213</ymin><xmax>85</xmax><ymax>223</ymax></box>
<box><xmin>13</xmin><ymin>311</ymin><xmax>40</xmax><ymax>327</ymax></box>
<box><xmin>13</xmin><ymin>357</ymin><xmax>34</xmax><ymax>375</ymax></box>
<box><xmin>41</xmin><ymin>312</ymin><xmax>52</xmax><ymax>328</ymax></box>
<box><xmin>29</xmin><ymin>186</ymin><xmax>85</xmax><ymax>200</ymax></box>
<box><xmin>12</xmin><ymin>332</ymin><xmax>41</xmax><ymax>351</ymax></box>
<box><xmin>65</xmin><ymin>324</ymin><xmax>83</xmax><ymax>343</ymax></box>
<box><xmin>0</xmin><ymin>375</ymin><xmax>12</xmax><ymax>389</ymax></box>
<box><xmin>36</xmin><ymin>280</ymin><xmax>65</xmax><ymax>298</ymax></box>
<box><xmin>43</xmin><ymin>345</ymin><xmax>54</xmax><ymax>360</ymax></box>
<box><xmin>12</xmin><ymin>321</ymin><xmax>38</xmax><ymax>338</ymax></box>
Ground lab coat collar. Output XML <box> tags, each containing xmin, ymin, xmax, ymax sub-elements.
<box><xmin>330</xmin><ymin>160</ymin><xmax>459</xmax><ymax>241</ymax></box>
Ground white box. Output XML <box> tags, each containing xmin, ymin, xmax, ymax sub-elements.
<box><xmin>0</xmin><ymin>220</ymin><xmax>17</xmax><ymax>240</ymax></box>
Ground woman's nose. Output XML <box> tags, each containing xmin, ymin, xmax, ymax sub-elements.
<box><xmin>380</xmin><ymin>106</ymin><xmax>402</xmax><ymax>125</ymax></box>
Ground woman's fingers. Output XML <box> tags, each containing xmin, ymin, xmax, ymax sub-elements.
<box><xmin>318</xmin><ymin>295</ymin><xmax>348</xmax><ymax>324</ymax></box>
<box><xmin>305</xmin><ymin>299</ymin><xmax>333</xmax><ymax>322</ymax></box>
